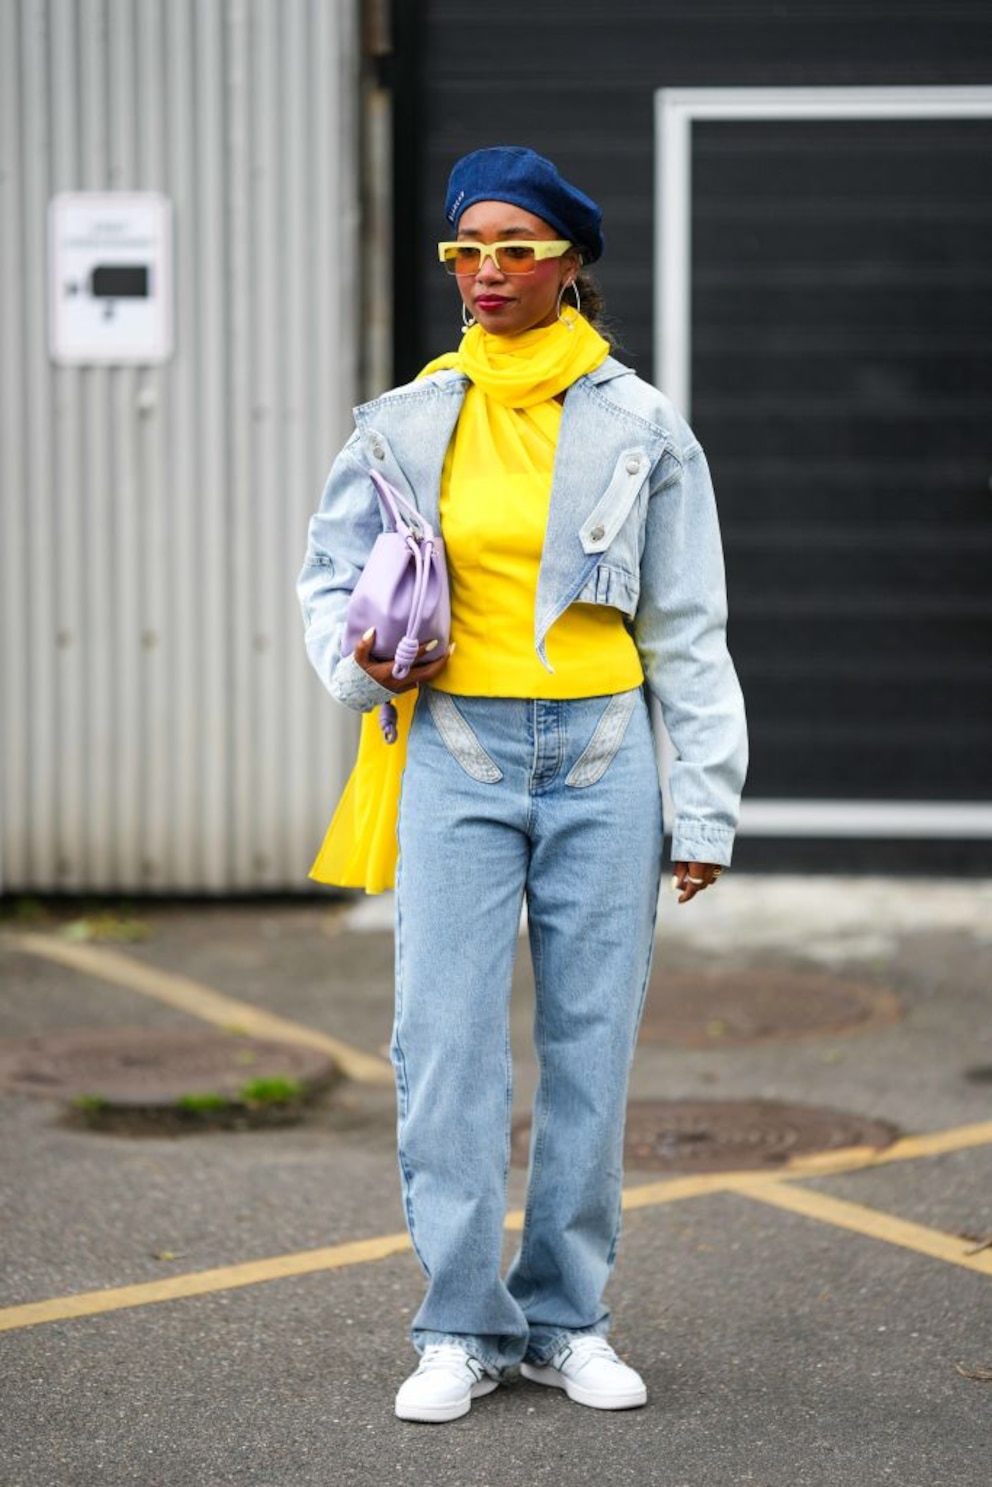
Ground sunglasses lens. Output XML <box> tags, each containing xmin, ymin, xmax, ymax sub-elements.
<box><xmin>495</xmin><ymin>245</ymin><xmax>537</xmax><ymax>274</ymax></box>
<box><xmin>442</xmin><ymin>246</ymin><xmax>481</xmax><ymax>275</ymax></box>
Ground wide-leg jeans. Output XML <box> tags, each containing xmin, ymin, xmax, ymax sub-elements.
<box><xmin>393</xmin><ymin>686</ymin><xmax>664</xmax><ymax>1377</ymax></box>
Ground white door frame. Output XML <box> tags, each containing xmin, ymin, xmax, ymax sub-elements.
<box><xmin>653</xmin><ymin>85</ymin><xmax>992</xmax><ymax>840</ymax></box>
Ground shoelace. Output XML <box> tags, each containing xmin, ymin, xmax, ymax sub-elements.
<box><xmin>556</xmin><ymin>1336</ymin><xmax>623</xmax><ymax>1370</ymax></box>
<box><xmin>417</xmin><ymin>1344</ymin><xmax>479</xmax><ymax>1374</ymax></box>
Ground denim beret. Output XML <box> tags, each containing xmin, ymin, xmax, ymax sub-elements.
<box><xmin>444</xmin><ymin>146</ymin><xmax>604</xmax><ymax>263</ymax></box>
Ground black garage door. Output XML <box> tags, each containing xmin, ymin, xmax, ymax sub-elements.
<box><xmin>690</xmin><ymin>116</ymin><xmax>992</xmax><ymax>808</ymax></box>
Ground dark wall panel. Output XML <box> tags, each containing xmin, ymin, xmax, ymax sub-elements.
<box><xmin>401</xmin><ymin>1</ymin><xmax>992</xmax><ymax>864</ymax></box>
<box><xmin>405</xmin><ymin>0</ymin><xmax>992</xmax><ymax>382</ymax></box>
<box><xmin>690</xmin><ymin>119</ymin><xmax>992</xmax><ymax>803</ymax></box>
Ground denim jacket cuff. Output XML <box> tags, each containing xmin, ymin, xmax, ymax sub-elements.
<box><xmin>328</xmin><ymin>653</ymin><xmax>396</xmax><ymax>712</ymax></box>
<box><xmin>671</xmin><ymin>823</ymin><xmax>736</xmax><ymax>868</ymax></box>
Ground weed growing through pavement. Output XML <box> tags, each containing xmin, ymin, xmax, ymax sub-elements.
<box><xmin>240</xmin><ymin>1076</ymin><xmax>305</xmax><ymax>1106</ymax></box>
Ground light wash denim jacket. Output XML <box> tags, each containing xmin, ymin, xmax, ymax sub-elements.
<box><xmin>298</xmin><ymin>355</ymin><xmax>748</xmax><ymax>865</ymax></box>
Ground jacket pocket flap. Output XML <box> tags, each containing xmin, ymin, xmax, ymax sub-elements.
<box><xmin>579</xmin><ymin>447</ymin><xmax>649</xmax><ymax>554</ymax></box>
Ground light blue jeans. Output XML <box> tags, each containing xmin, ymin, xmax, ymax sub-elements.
<box><xmin>392</xmin><ymin>686</ymin><xmax>664</xmax><ymax>1377</ymax></box>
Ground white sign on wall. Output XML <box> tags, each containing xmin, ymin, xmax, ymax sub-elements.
<box><xmin>48</xmin><ymin>192</ymin><xmax>173</xmax><ymax>365</ymax></box>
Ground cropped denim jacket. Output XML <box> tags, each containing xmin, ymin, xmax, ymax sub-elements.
<box><xmin>298</xmin><ymin>355</ymin><xmax>748</xmax><ymax>865</ymax></box>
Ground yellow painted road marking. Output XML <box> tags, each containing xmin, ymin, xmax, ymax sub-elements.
<box><xmin>620</xmin><ymin>1169</ymin><xmax>775</xmax><ymax>1211</ymax></box>
<box><xmin>781</xmin><ymin>1120</ymin><xmax>992</xmax><ymax>1172</ymax></box>
<box><xmin>2</xmin><ymin>1118</ymin><xmax>990</xmax><ymax>1335</ymax></box>
<box><xmin>0</xmin><ymin>1232</ymin><xmax>414</xmax><ymax>1333</ymax></box>
<box><xmin>3</xmin><ymin>932</ymin><xmax>393</xmax><ymax>1086</ymax></box>
<box><xmin>617</xmin><ymin>1120</ymin><xmax>992</xmax><ymax>1210</ymax></box>
<box><xmin>736</xmin><ymin>1180</ymin><xmax>992</xmax><ymax>1277</ymax></box>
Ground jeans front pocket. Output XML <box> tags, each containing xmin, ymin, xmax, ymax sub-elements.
<box><xmin>565</xmin><ymin>689</ymin><xmax>638</xmax><ymax>789</ymax></box>
<box><xmin>425</xmin><ymin>691</ymin><xmax>504</xmax><ymax>784</ymax></box>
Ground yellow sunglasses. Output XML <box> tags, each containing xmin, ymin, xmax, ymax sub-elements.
<box><xmin>437</xmin><ymin>239</ymin><xmax>573</xmax><ymax>276</ymax></box>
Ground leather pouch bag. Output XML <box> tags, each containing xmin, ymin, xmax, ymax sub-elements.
<box><xmin>342</xmin><ymin>470</ymin><xmax>450</xmax><ymax>741</ymax></box>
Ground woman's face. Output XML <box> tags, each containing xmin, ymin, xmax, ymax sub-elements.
<box><xmin>453</xmin><ymin>200</ymin><xmax>580</xmax><ymax>336</ymax></box>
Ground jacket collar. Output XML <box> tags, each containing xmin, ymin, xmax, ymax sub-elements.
<box><xmin>584</xmin><ymin>354</ymin><xmax>636</xmax><ymax>386</ymax></box>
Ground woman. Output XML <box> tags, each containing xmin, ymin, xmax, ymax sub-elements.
<box><xmin>298</xmin><ymin>147</ymin><xmax>747</xmax><ymax>1422</ymax></box>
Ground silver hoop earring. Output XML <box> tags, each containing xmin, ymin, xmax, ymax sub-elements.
<box><xmin>556</xmin><ymin>279</ymin><xmax>580</xmax><ymax>328</ymax></box>
<box><xmin>461</xmin><ymin>302</ymin><xmax>475</xmax><ymax>334</ymax></box>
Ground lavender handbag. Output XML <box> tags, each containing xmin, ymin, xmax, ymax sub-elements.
<box><xmin>342</xmin><ymin>469</ymin><xmax>451</xmax><ymax>743</ymax></box>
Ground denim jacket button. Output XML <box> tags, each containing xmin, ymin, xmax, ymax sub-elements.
<box><xmin>371</xmin><ymin>442</ymin><xmax>386</xmax><ymax>459</ymax></box>
<box><xmin>590</xmin><ymin>524</ymin><xmax>605</xmax><ymax>542</ymax></box>
<box><xmin>626</xmin><ymin>456</ymin><xmax>641</xmax><ymax>474</ymax></box>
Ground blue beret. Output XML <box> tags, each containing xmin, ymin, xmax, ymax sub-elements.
<box><xmin>444</xmin><ymin>146</ymin><xmax>604</xmax><ymax>264</ymax></box>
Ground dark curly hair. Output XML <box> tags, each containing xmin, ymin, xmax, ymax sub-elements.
<box><xmin>565</xmin><ymin>268</ymin><xmax>622</xmax><ymax>350</ymax></box>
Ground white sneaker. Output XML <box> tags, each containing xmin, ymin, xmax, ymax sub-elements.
<box><xmin>394</xmin><ymin>1344</ymin><xmax>500</xmax><ymax>1423</ymax></box>
<box><xmin>521</xmin><ymin>1335</ymin><xmax>647</xmax><ymax>1410</ymax></box>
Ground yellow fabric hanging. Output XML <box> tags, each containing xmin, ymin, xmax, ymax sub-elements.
<box><xmin>309</xmin><ymin>691</ymin><xmax>417</xmax><ymax>891</ymax></box>
<box><xmin>309</xmin><ymin>313</ymin><xmax>613</xmax><ymax>893</ymax></box>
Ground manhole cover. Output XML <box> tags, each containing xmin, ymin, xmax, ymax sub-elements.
<box><xmin>0</xmin><ymin>1027</ymin><xmax>336</xmax><ymax>1114</ymax></box>
<box><xmin>511</xmin><ymin>1099</ymin><xmax>899</xmax><ymax>1173</ymax></box>
<box><xmin>638</xmin><ymin>969</ymin><xmax>901</xmax><ymax>1047</ymax></box>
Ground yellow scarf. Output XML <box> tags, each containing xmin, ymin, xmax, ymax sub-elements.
<box><xmin>424</xmin><ymin>311</ymin><xmax>608</xmax><ymax>407</ymax></box>
<box><xmin>309</xmin><ymin>313</ymin><xmax>609</xmax><ymax>893</ymax></box>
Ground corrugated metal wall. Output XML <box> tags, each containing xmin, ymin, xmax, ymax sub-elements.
<box><xmin>0</xmin><ymin>0</ymin><xmax>360</xmax><ymax>894</ymax></box>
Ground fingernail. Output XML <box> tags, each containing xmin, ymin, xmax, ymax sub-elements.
<box><xmin>362</xmin><ymin>627</ymin><xmax>375</xmax><ymax>641</ymax></box>
<box><xmin>424</xmin><ymin>639</ymin><xmax>438</xmax><ymax>653</ymax></box>
<box><xmin>670</xmin><ymin>875</ymin><xmax>681</xmax><ymax>894</ymax></box>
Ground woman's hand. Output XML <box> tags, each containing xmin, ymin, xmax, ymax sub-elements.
<box><xmin>671</xmin><ymin>861</ymin><xmax>724</xmax><ymax>905</ymax></box>
<box><xmin>353</xmin><ymin>629</ymin><xmax>455</xmax><ymax>695</ymax></box>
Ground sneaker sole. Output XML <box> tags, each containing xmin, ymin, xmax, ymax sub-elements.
<box><xmin>395</xmin><ymin>1377</ymin><xmax>499</xmax><ymax>1423</ymax></box>
<box><xmin>520</xmin><ymin>1361</ymin><xmax>647</xmax><ymax>1411</ymax></box>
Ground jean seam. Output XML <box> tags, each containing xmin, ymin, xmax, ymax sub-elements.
<box><xmin>605</xmin><ymin>815</ymin><xmax>664</xmax><ymax>1270</ymax></box>
<box><xmin>501</xmin><ymin>894</ymin><xmax>524</xmax><ymax>1207</ymax></box>
<box><xmin>502</xmin><ymin>1014</ymin><xmax>513</xmax><ymax>1211</ymax></box>
<box><xmin>394</xmin><ymin>1042</ymin><xmax>431</xmax><ymax>1278</ymax></box>
<box><xmin>393</xmin><ymin>852</ymin><xmax>432</xmax><ymax>1281</ymax></box>
<box><xmin>512</xmin><ymin>901</ymin><xmax>550</xmax><ymax>1310</ymax></box>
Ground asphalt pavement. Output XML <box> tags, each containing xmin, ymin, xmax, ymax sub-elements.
<box><xmin>1</xmin><ymin>875</ymin><xmax>990</xmax><ymax>1487</ymax></box>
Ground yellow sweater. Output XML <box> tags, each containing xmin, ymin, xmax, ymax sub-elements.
<box><xmin>433</xmin><ymin>386</ymin><xmax>642</xmax><ymax>697</ymax></box>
